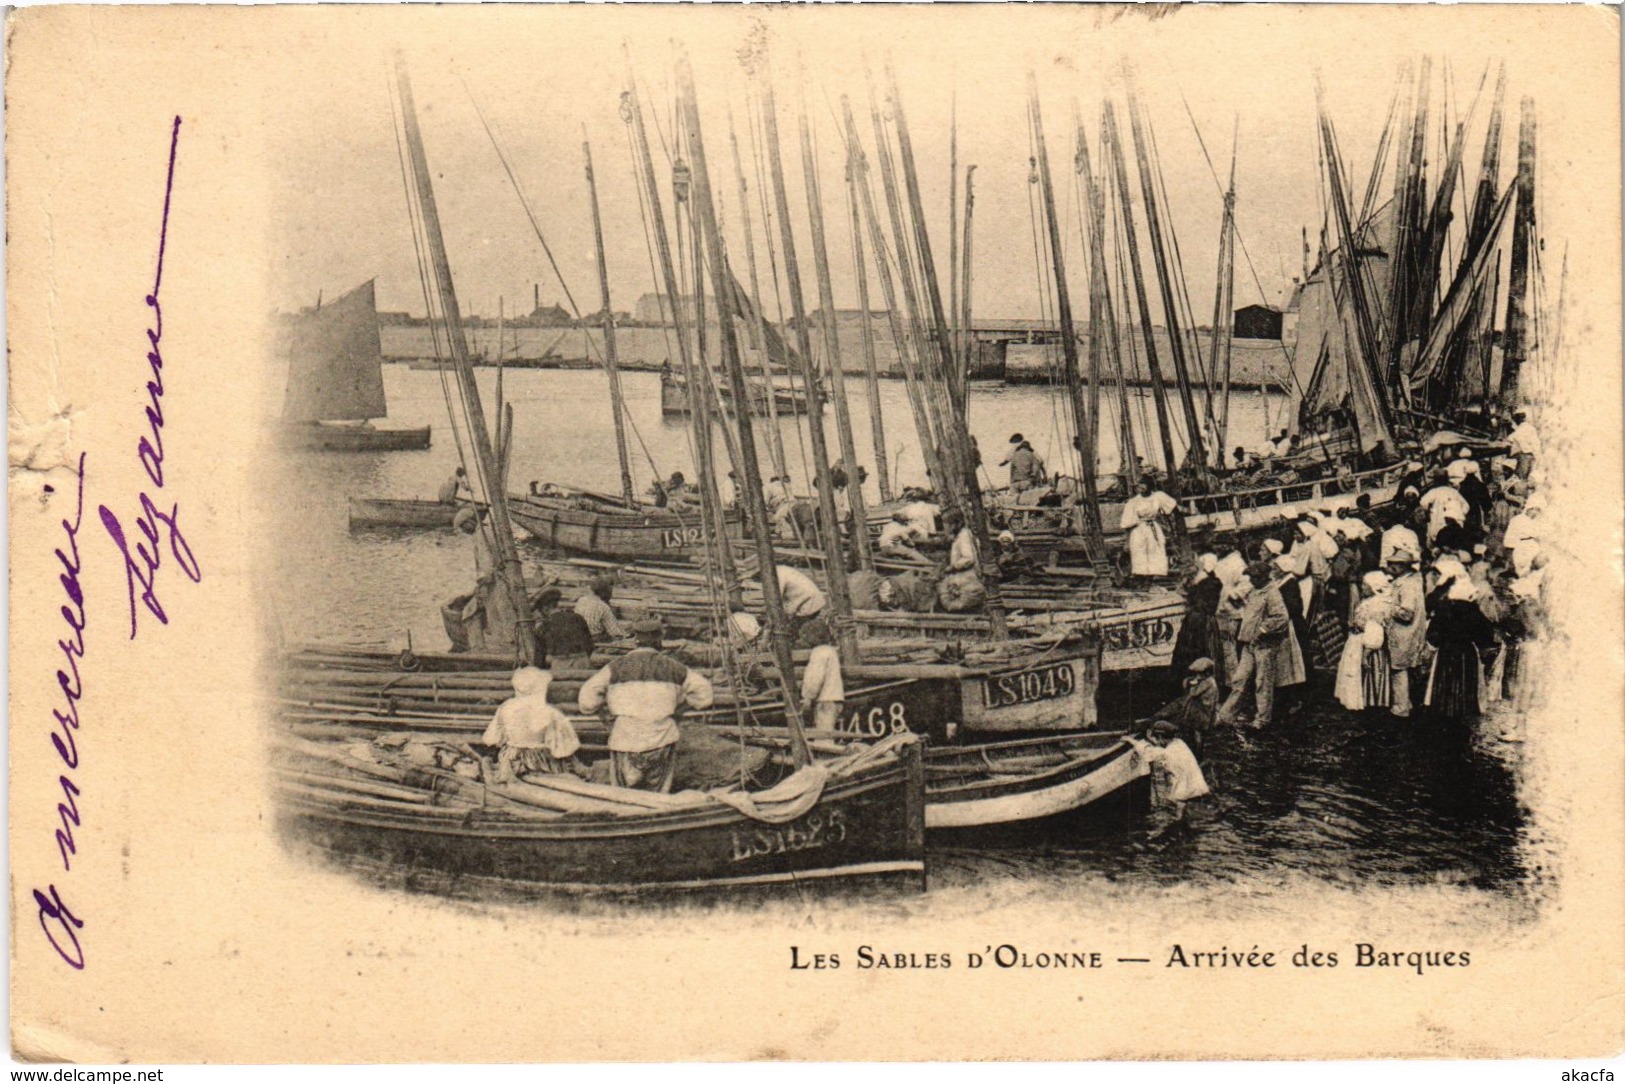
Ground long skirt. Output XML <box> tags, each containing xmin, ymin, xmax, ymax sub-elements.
<box><xmin>1172</xmin><ymin>612</ymin><xmax>1225</xmax><ymax>686</ymax></box>
<box><xmin>1425</xmin><ymin>644</ymin><xmax>1483</xmax><ymax>722</ymax></box>
<box><xmin>1333</xmin><ymin>636</ymin><xmax>1368</xmax><ymax>710</ymax></box>
<box><xmin>610</xmin><ymin>744</ymin><xmax>678</xmax><ymax>792</ymax></box>
<box><xmin>1361</xmin><ymin>646</ymin><xmax>1392</xmax><ymax>708</ymax></box>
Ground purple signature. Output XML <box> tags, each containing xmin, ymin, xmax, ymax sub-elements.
<box><xmin>98</xmin><ymin>115</ymin><xmax>201</xmax><ymax>639</ymax></box>
<box><xmin>34</xmin><ymin>116</ymin><xmax>200</xmax><ymax>970</ymax></box>
<box><xmin>34</xmin><ymin>453</ymin><xmax>89</xmax><ymax>969</ymax></box>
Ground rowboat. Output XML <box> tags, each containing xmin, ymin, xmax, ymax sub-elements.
<box><xmin>347</xmin><ymin>497</ymin><xmax>462</xmax><ymax>530</ymax></box>
<box><xmin>277</xmin><ymin>731</ymin><xmax>927</xmax><ymax>893</ymax></box>
<box><xmin>923</xmin><ymin>732</ymin><xmax>1147</xmax><ymax>830</ymax></box>
<box><xmin>660</xmin><ymin>370</ymin><xmax>816</xmax><ymax>417</ymax></box>
<box><xmin>508</xmin><ymin>487</ymin><xmax>742</xmax><ymax>560</ymax></box>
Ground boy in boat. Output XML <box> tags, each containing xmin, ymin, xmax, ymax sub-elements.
<box><xmin>578</xmin><ymin>620</ymin><xmax>715</xmax><ymax>792</ymax></box>
<box><xmin>574</xmin><ymin>574</ymin><xmax>631</xmax><ymax>643</ymax></box>
<box><xmin>799</xmin><ymin>620</ymin><xmax>846</xmax><ymax>733</ymax></box>
<box><xmin>438</xmin><ymin>465</ymin><xmax>469</xmax><ymax>505</ymax></box>
<box><xmin>878</xmin><ymin>510</ymin><xmax>932</xmax><ymax>565</ymax></box>
<box><xmin>1141</xmin><ymin>720</ymin><xmax>1211</xmax><ymax>832</ymax></box>
<box><xmin>1149</xmin><ymin>658</ymin><xmax>1220</xmax><ymax>762</ymax></box>
<box><xmin>773</xmin><ymin>564</ymin><xmax>829</xmax><ymax>647</ymax></box>
<box><xmin>530</xmin><ymin>587</ymin><xmax>594</xmax><ymax>672</ymax></box>
<box><xmin>936</xmin><ymin>509</ymin><xmax>986</xmax><ymax>613</ymax></box>
<box><xmin>482</xmin><ymin>666</ymin><xmax>583</xmax><ymax>782</ymax></box>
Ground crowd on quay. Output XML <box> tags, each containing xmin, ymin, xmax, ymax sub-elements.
<box><xmin>1162</xmin><ymin>413</ymin><xmax>1549</xmax><ymax>752</ymax></box>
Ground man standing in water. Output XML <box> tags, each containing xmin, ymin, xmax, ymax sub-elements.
<box><xmin>1217</xmin><ymin>562</ymin><xmax>1294</xmax><ymax>729</ymax></box>
<box><xmin>578</xmin><ymin>620</ymin><xmax>714</xmax><ymax>792</ymax></box>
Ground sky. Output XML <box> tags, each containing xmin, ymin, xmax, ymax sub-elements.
<box><xmin>264</xmin><ymin>6</ymin><xmax>1553</xmax><ymax>327</ymax></box>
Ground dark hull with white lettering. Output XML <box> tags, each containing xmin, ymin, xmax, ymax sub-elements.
<box><xmin>284</xmin><ymin>423</ymin><xmax>432</xmax><ymax>452</ymax></box>
<box><xmin>279</xmin><ymin>740</ymin><xmax>926</xmax><ymax>893</ymax></box>
<box><xmin>508</xmin><ymin>492</ymin><xmax>743</xmax><ymax>560</ymax></box>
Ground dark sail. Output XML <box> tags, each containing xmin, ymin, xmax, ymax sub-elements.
<box><xmin>282</xmin><ymin>280</ymin><xmax>389</xmax><ymax>423</ymax></box>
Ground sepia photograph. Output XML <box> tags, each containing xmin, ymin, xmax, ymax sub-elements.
<box><xmin>7</xmin><ymin>2</ymin><xmax>1622</xmax><ymax>1065</ymax></box>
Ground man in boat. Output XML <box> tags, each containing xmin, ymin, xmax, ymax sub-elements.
<box><xmin>451</xmin><ymin>506</ymin><xmax>521</xmax><ymax>656</ymax></box>
<box><xmin>438</xmin><ymin>465</ymin><xmax>469</xmax><ymax>505</ymax></box>
<box><xmin>878</xmin><ymin>510</ymin><xmax>932</xmax><ymax>565</ymax></box>
<box><xmin>481</xmin><ymin>666</ymin><xmax>584</xmax><ymax>782</ymax></box>
<box><xmin>575</xmin><ymin>574</ymin><xmax>631</xmax><ymax>643</ymax></box>
<box><xmin>773</xmin><ymin>563</ymin><xmax>829</xmax><ymax>647</ymax></box>
<box><xmin>936</xmin><ymin>508</ymin><xmax>986</xmax><ymax>614</ymax></box>
<box><xmin>1507</xmin><ymin>409</ymin><xmax>1540</xmax><ymax>478</ymax></box>
<box><xmin>1000</xmin><ymin>434</ymin><xmax>1044</xmax><ymax>495</ymax></box>
<box><xmin>899</xmin><ymin>489</ymin><xmax>941</xmax><ymax>539</ymax></box>
<box><xmin>1120</xmin><ymin>477</ymin><xmax>1177</xmax><ymax>580</ymax></box>
<box><xmin>799</xmin><ymin>619</ymin><xmax>845</xmax><ymax>733</ymax></box>
<box><xmin>531</xmin><ymin>587</ymin><xmax>595</xmax><ymax>672</ymax></box>
<box><xmin>664</xmin><ymin>471</ymin><xmax>701</xmax><ymax>513</ymax></box>
<box><xmin>578</xmin><ymin>619</ymin><xmax>714</xmax><ymax>793</ymax></box>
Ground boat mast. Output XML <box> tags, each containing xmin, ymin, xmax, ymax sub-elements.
<box><xmin>394</xmin><ymin>58</ymin><xmax>533</xmax><ymax>664</ymax></box>
<box><xmin>799</xmin><ymin>100</ymin><xmax>874</xmax><ymax>572</ymax></box>
<box><xmin>1029</xmin><ymin>75</ymin><xmax>1104</xmax><ymax>545</ymax></box>
<box><xmin>948</xmin><ymin>87</ymin><xmax>961</xmax><ymax>392</ymax></box>
<box><xmin>1498</xmin><ymin>96</ymin><xmax>1537</xmax><ymax>406</ymax></box>
<box><xmin>1104</xmin><ymin>100</ymin><xmax>1183</xmax><ymax>494</ymax></box>
<box><xmin>674</xmin><ymin>54</ymin><xmax>813</xmax><ymax>765</ymax></box>
<box><xmin>1087</xmin><ymin>106</ymin><xmax>1139</xmax><ymax>491</ymax></box>
<box><xmin>846</xmin><ymin>151</ymin><xmax>893</xmax><ymax>504</ymax></box>
<box><xmin>583</xmin><ymin>134</ymin><xmax>638</xmax><ymax>507</ymax></box>
<box><xmin>841</xmin><ymin>95</ymin><xmax>946</xmax><ymax>492</ymax></box>
<box><xmin>959</xmin><ymin>164</ymin><xmax>977</xmax><ymax>386</ymax></box>
<box><xmin>1125</xmin><ymin>79</ymin><xmax>1208</xmax><ymax>475</ymax></box>
<box><xmin>727</xmin><ymin>112</ymin><xmax>790</xmax><ymax>480</ymax></box>
<box><xmin>759</xmin><ymin>71</ymin><xmax>859</xmax><ymax>663</ymax></box>
<box><xmin>623</xmin><ymin>61</ymin><xmax>739</xmax><ymax>594</ymax></box>
<box><xmin>886</xmin><ymin>64</ymin><xmax>1009</xmax><ymax>640</ymax></box>
<box><xmin>1209</xmin><ymin>123</ymin><xmax>1238</xmax><ymax>462</ymax></box>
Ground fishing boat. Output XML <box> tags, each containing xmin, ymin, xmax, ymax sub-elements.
<box><xmin>508</xmin><ymin>484</ymin><xmax>742</xmax><ymax>560</ymax></box>
<box><xmin>660</xmin><ymin>368</ymin><xmax>815</xmax><ymax>417</ymax></box>
<box><xmin>922</xmin><ymin>732</ymin><xmax>1146</xmax><ymax>830</ymax></box>
<box><xmin>347</xmin><ymin>497</ymin><xmax>464</xmax><ymax>531</ymax></box>
<box><xmin>276</xmin><ymin>730</ymin><xmax>926</xmax><ymax>892</ymax></box>
<box><xmin>281</xmin><ymin>280</ymin><xmax>432</xmax><ymax>451</ymax></box>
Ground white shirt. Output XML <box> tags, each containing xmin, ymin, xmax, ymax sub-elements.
<box><xmin>1509</xmin><ymin>420</ymin><xmax>1541</xmax><ymax>458</ymax></box>
<box><xmin>879</xmin><ymin>520</ymin><xmax>921</xmax><ymax>548</ymax></box>
<box><xmin>901</xmin><ymin>501</ymin><xmax>940</xmax><ymax>538</ymax></box>
<box><xmin>1147</xmin><ymin>738</ymin><xmax>1210</xmax><ymax>802</ymax></box>
<box><xmin>775</xmin><ymin>565</ymin><xmax>827</xmax><ymax>618</ymax></box>
<box><xmin>1503</xmin><ymin>512</ymin><xmax>1540</xmax><ymax>553</ymax></box>
<box><xmin>1419</xmin><ymin>485</ymin><xmax>1469</xmax><ymax>540</ymax></box>
<box><xmin>1380</xmin><ymin>524</ymin><xmax>1422</xmax><ymax>566</ymax></box>
<box><xmin>800</xmin><ymin>644</ymin><xmax>845</xmax><ymax>703</ymax></box>
<box><xmin>948</xmin><ymin>528</ymin><xmax>978</xmax><ymax>572</ymax></box>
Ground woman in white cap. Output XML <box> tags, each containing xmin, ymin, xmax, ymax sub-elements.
<box><xmin>482</xmin><ymin>667</ymin><xmax>583</xmax><ymax>782</ymax></box>
<box><xmin>1335</xmin><ymin>571</ymin><xmax>1395</xmax><ymax>712</ymax></box>
<box><xmin>1423</xmin><ymin>566</ymin><xmax>1499</xmax><ymax>727</ymax></box>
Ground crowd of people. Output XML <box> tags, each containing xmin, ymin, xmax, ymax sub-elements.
<box><xmin>1161</xmin><ymin>421</ymin><xmax>1549</xmax><ymax>752</ymax></box>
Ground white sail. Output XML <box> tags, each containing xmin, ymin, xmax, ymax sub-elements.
<box><xmin>282</xmin><ymin>279</ymin><xmax>389</xmax><ymax>423</ymax></box>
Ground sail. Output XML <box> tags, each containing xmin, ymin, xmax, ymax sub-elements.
<box><xmin>1406</xmin><ymin>188</ymin><xmax>1515</xmax><ymax>393</ymax></box>
<box><xmin>282</xmin><ymin>280</ymin><xmax>389</xmax><ymax>422</ymax></box>
<box><xmin>725</xmin><ymin>272</ymin><xmax>803</xmax><ymax>374</ymax></box>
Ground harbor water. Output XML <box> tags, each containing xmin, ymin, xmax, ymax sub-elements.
<box><xmin>269</xmin><ymin>364</ymin><xmax>1531</xmax><ymax>904</ymax></box>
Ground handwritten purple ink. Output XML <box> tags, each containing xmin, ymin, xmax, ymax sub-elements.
<box><xmin>33</xmin><ymin>452</ymin><xmax>88</xmax><ymax>969</ymax></box>
<box><xmin>99</xmin><ymin>115</ymin><xmax>201</xmax><ymax>639</ymax></box>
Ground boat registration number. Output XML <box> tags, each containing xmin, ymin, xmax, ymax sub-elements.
<box><xmin>981</xmin><ymin>661</ymin><xmax>1076</xmax><ymax>710</ymax></box>
<box><xmin>729</xmin><ymin>809</ymin><xmax>848</xmax><ymax>863</ymax></box>
<box><xmin>836</xmin><ymin>701</ymin><xmax>910</xmax><ymax>739</ymax></box>
<box><xmin>660</xmin><ymin>526</ymin><xmax>705</xmax><ymax>549</ymax></box>
<box><xmin>1100</xmin><ymin>616</ymin><xmax>1177</xmax><ymax>651</ymax></box>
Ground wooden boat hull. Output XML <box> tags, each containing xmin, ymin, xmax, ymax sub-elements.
<box><xmin>508</xmin><ymin>494</ymin><xmax>741</xmax><ymax>560</ymax></box>
<box><xmin>284</xmin><ymin>423</ymin><xmax>432</xmax><ymax>452</ymax></box>
<box><xmin>281</xmin><ymin>742</ymin><xmax>926</xmax><ymax>892</ymax></box>
<box><xmin>347</xmin><ymin>497</ymin><xmax>461</xmax><ymax>530</ymax></box>
<box><xmin>924</xmin><ymin>733</ymin><xmax>1147</xmax><ymax>830</ymax></box>
<box><xmin>661</xmin><ymin>374</ymin><xmax>815</xmax><ymax>417</ymax></box>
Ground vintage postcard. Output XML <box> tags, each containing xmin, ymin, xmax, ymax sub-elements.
<box><xmin>8</xmin><ymin>2</ymin><xmax>1622</xmax><ymax>1064</ymax></box>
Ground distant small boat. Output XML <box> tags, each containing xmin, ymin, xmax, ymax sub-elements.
<box><xmin>347</xmin><ymin>497</ymin><xmax>466</xmax><ymax>531</ymax></box>
<box><xmin>282</xmin><ymin>281</ymin><xmax>432</xmax><ymax>452</ymax></box>
<box><xmin>660</xmin><ymin>370</ymin><xmax>816</xmax><ymax>417</ymax></box>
